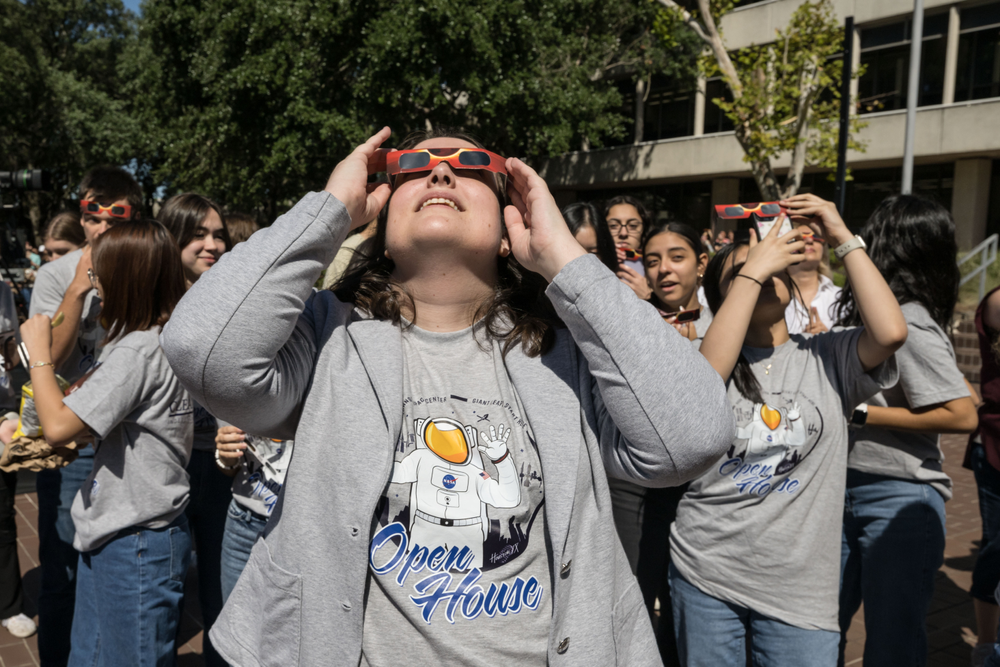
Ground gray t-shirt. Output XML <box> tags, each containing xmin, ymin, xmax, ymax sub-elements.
<box><xmin>848</xmin><ymin>302</ymin><xmax>969</xmax><ymax>500</ymax></box>
<box><xmin>361</xmin><ymin>323</ymin><xmax>550</xmax><ymax>666</ymax></box>
<box><xmin>29</xmin><ymin>248</ymin><xmax>105</xmax><ymax>383</ymax></box>
<box><xmin>65</xmin><ymin>327</ymin><xmax>194</xmax><ymax>552</ymax></box>
<box><xmin>671</xmin><ymin>330</ymin><xmax>897</xmax><ymax>632</ymax></box>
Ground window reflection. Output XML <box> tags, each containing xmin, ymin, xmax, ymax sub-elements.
<box><xmin>956</xmin><ymin>3</ymin><xmax>1000</xmax><ymax>102</ymax></box>
<box><xmin>858</xmin><ymin>14</ymin><xmax>948</xmax><ymax>113</ymax></box>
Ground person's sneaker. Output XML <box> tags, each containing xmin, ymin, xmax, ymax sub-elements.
<box><xmin>973</xmin><ymin>642</ymin><xmax>995</xmax><ymax>667</ymax></box>
<box><xmin>1</xmin><ymin>613</ymin><xmax>36</xmax><ymax>638</ymax></box>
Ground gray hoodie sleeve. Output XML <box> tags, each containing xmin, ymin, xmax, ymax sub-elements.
<box><xmin>161</xmin><ymin>191</ymin><xmax>351</xmax><ymax>440</ymax></box>
<box><xmin>545</xmin><ymin>254</ymin><xmax>735</xmax><ymax>486</ymax></box>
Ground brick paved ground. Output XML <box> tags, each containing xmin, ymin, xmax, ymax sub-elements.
<box><xmin>0</xmin><ymin>432</ymin><xmax>990</xmax><ymax>666</ymax></box>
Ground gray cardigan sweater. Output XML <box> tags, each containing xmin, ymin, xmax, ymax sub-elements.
<box><xmin>161</xmin><ymin>191</ymin><xmax>735</xmax><ymax>667</ymax></box>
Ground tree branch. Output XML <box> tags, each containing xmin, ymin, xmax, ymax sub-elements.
<box><xmin>655</xmin><ymin>0</ymin><xmax>711</xmax><ymax>43</ymax></box>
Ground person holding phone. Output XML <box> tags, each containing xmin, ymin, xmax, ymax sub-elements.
<box><xmin>19</xmin><ymin>219</ymin><xmax>193</xmax><ymax>666</ymax></box>
<box><xmin>605</xmin><ymin>195</ymin><xmax>651</xmax><ymax>300</ymax></box>
<box><xmin>160</xmin><ymin>127</ymin><xmax>735</xmax><ymax>666</ymax></box>
<box><xmin>833</xmin><ymin>195</ymin><xmax>978</xmax><ymax>667</ymax></box>
<box><xmin>670</xmin><ymin>196</ymin><xmax>907</xmax><ymax>665</ymax></box>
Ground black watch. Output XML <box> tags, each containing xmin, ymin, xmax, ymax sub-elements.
<box><xmin>849</xmin><ymin>404</ymin><xmax>869</xmax><ymax>429</ymax></box>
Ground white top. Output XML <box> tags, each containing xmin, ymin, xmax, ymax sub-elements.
<box><xmin>785</xmin><ymin>275</ymin><xmax>842</xmax><ymax>334</ymax></box>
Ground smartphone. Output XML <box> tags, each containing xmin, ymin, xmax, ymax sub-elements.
<box><xmin>663</xmin><ymin>309</ymin><xmax>700</xmax><ymax>324</ymax></box>
<box><xmin>754</xmin><ymin>213</ymin><xmax>792</xmax><ymax>241</ymax></box>
<box><xmin>620</xmin><ymin>247</ymin><xmax>644</xmax><ymax>274</ymax></box>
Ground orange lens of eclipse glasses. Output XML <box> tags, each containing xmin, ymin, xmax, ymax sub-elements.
<box><xmin>381</xmin><ymin>148</ymin><xmax>508</xmax><ymax>179</ymax></box>
<box><xmin>714</xmin><ymin>202</ymin><xmax>786</xmax><ymax>219</ymax></box>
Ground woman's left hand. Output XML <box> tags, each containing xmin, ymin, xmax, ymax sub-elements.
<box><xmin>504</xmin><ymin>158</ymin><xmax>586</xmax><ymax>282</ymax></box>
<box><xmin>780</xmin><ymin>194</ymin><xmax>853</xmax><ymax>248</ymax></box>
<box><xmin>19</xmin><ymin>314</ymin><xmax>52</xmax><ymax>366</ymax></box>
<box><xmin>616</xmin><ymin>265</ymin><xmax>652</xmax><ymax>300</ymax></box>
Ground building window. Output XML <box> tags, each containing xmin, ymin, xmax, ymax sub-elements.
<box><xmin>642</xmin><ymin>75</ymin><xmax>696</xmax><ymax>142</ymax></box>
<box><xmin>858</xmin><ymin>13</ymin><xmax>948</xmax><ymax>113</ymax></box>
<box><xmin>703</xmin><ymin>78</ymin><xmax>735</xmax><ymax>134</ymax></box>
<box><xmin>955</xmin><ymin>2</ymin><xmax>1000</xmax><ymax>102</ymax></box>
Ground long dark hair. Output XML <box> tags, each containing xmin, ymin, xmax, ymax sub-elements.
<box><xmin>703</xmin><ymin>242</ymin><xmax>763</xmax><ymax>404</ymax></box>
<box><xmin>93</xmin><ymin>219</ymin><xmax>187</xmax><ymax>343</ymax></box>
<box><xmin>835</xmin><ymin>194</ymin><xmax>959</xmax><ymax>329</ymax></box>
<box><xmin>562</xmin><ymin>202</ymin><xmax>617</xmax><ymax>272</ymax></box>
<box><xmin>332</xmin><ymin>128</ymin><xmax>558</xmax><ymax>357</ymax></box>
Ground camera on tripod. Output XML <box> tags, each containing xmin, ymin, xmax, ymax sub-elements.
<box><xmin>0</xmin><ymin>169</ymin><xmax>51</xmax><ymax>192</ymax></box>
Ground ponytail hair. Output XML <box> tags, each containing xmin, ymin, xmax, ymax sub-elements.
<box><xmin>702</xmin><ymin>243</ymin><xmax>763</xmax><ymax>405</ymax></box>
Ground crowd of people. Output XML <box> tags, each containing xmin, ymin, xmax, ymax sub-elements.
<box><xmin>0</xmin><ymin>126</ymin><xmax>996</xmax><ymax>667</ymax></box>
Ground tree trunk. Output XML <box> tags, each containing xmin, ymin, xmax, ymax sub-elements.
<box><xmin>634</xmin><ymin>78</ymin><xmax>646</xmax><ymax>144</ymax></box>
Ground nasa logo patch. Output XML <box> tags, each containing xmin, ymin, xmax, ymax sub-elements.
<box><xmin>442</xmin><ymin>474</ymin><xmax>457</xmax><ymax>489</ymax></box>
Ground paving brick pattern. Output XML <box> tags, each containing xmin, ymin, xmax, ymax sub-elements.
<box><xmin>0</xmin><ymin>432</ymin><xmax>990</xmax><ymax>666</ymax></box>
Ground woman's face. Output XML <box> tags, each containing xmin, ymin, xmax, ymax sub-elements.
<box><xmin>606</xmin><ymin>204</ymin><xmax>644</xmax><ymax>250</ymax></box>
<box><xmin>573</xmin><ymin>225</ymin><xmax>598</xmax><ymax>255</ymax></box>
<box><xmin>181</xmin><ymin>209</ymin><xmax>227</xmax><ymax>283</ymax></box>
<box><xmin>789</xmin><ymin>224</ymin><xmax>823</xmax><ymax>274</ymax></box>
<box><xmin>42</xmin><ymin>237</ymin><xmax>80</xmax><ymax>263</ymax></box>
<box><xmin>718</xmin><ymin>245</ymin><xmax>793</xmax><ymax>323</ymax></box>
<box><xmin>385</xmin><ymin>138</ymin><xmax>507</xmax><ymax>273</ymax></box>
<box><xmin>644</xmin><ymin>232</ymin><xmax>707</xmax><ymax>311</ymax></box>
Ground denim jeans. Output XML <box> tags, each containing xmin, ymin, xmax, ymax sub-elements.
<box><xmin>220</xmin><ymin>499</ymin><xmax>268</xmax><ymax>604</ymax></box>
<box><xmin>184</xmin><ymin>449</ymin><xmax>233</xmax><ymax>667</ymax></box>
<box><xmin>68</xmin><ymin>513</ymin><xmax>191</xmax><ymax>667</ymax></box>
<box><xmin>37</xmin><ymin>447</ymin><xmax>93</xmax><ymax>667</ymax></box>
<box><xmin>669</xmin><ymin>563</ymin><xmax>839</xmax><ymax>666</ymax></box>
<box><xmin>839</xmin><ymin>470</ymin><xmax>946</xmax><ymax>667</ymax></box>
<box><xmin>973</xmin><ymin>443</ymin><xmax>1000</xmax><ymax>601</ymax></box>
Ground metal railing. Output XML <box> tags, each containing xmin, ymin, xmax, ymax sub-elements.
<box><xmin>960</xmin><ymin>233</ymin><xmax>999</xmax><ymax>303</ymax></box>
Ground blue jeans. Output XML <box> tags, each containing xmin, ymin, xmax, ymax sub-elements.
<box><xmin>184</xmin><ymin>449</ymin><xmax>233</xmax><ymax>667</ymax></box>
<box><xmin>973</xmin><ymin>443</ymin><xmax>1000</xmax><ymax>601</ymax></box>
<box><xmin>839</xmin><ymin>470</ymin><xmax>946</xmax><ymax>667</ymax></box>
<box><xmin>220</xmin><ymin>499</ymin><xmax>268</xmax><ymax>604</ymax></box>
<box><xmin>68</xmin><ymin>513</ymin><xmax>191</xmax><ymax>667</ymax></box>
<box><xmin>37</xmin><ymin>447</ymin><xmax>94</xmax><ymax>667</ymax></box>
<box><xmin>669</xmin><ymin>563</ymin><xmax>839</xmax><ymax>666</ymax></box>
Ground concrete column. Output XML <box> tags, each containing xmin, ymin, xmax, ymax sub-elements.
<box><xmin>943</xmin><ymin>6</ymin><xmax>960</xmax><ymax>105</ymax></box>
<box><xmin>694</xmin><ymin>76</ymin><xmax>707</xmax><ymax>136</ymax></box>
<box><xmin>953</xmin><ymin>158</ymin><xmax>993</xmax><ymax>249</ymax></box>
<box><xmin>850</xmin><ymin>27</ymin><xmax>861</xmax><ymax>115</ymax></box>
<box><xmin>711</xmin><ymin>178</ymin><xmax>741</xmax><ymax>231</ymax></box>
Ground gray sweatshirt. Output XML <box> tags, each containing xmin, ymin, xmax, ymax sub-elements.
<box><xmin>161</xmin><ymin>191</ymin><xmax>735</xmax><ymax>667</ymax></box>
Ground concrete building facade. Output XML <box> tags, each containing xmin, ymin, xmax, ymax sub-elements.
<box><xmin>540</xmin><ymin>0</ymin><xmax>1000</xmax><ymax>249</ymax></box>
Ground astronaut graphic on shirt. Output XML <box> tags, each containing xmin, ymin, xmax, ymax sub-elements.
<box><xmin>391</xmin><ymin>417</ymin><xmax>521</xmax><ymax>569</ymax></box>
<box><xmin>737</xmin><ymin>402</ymin><xmax>808</xmax><ymax>472</ymax></box>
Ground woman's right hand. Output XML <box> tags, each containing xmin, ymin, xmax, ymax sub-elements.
<box><xmin>216</xmin><ymin>425</ymin><xmax>246</xmax><ymax>465</ymax></box>
<box><xmin>324</xmin><ymin>127</ymin><xmax>394</xmax><ymax>231</ymax></box>
<box><xmin>738</xmin><ymin>217</ymin><xmax>805</xmax><ymax>283</ymax></box>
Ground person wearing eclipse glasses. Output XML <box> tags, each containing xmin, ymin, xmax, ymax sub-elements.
<box><xmin>27</xmin><ymin>164</ymin><xmax>143</xmax><ymax>665</ymax></box>
<box><xmin>160</xmin><ymin>127</ymin><xmax>735</xmax><ymax>666</ymax></box>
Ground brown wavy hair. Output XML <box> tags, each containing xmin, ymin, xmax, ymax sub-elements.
<box><xmin>331</xmin><ymin>128</ymin><xmax>558</xmax><ymax>357</ymax></box>
<box><xmin>92</xmin><ymin>219</ymin><xmax>187</xmax><ymax>343</ymax></box>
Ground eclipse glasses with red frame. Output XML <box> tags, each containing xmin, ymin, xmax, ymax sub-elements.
<box><xmin>79</xmin><ymin>199</ymin><xmax>133</xmax><ymax>220</ymax></box>
<box><xmin>373</xmin><ymin>148</ymin><xmax>508</xmax><ymax>184</ymax></box>
<box><xmin>714</xmin><ymin>202</ymin><xmax>786</xmax><ymax>220</ymax></box>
